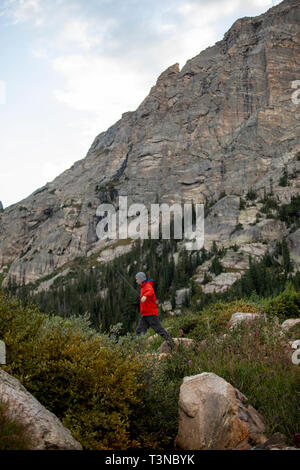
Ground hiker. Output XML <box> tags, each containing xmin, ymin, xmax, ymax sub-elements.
<box><xmin>135</xmin><ymin>272</ymin><xmax>174</xmax><ymax>346</ymax></box>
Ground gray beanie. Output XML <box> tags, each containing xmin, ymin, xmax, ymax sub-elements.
<box><xmin>135</xmin><ymin>272</ymin><xmax>147</xmax><ymax>283</ymax></box>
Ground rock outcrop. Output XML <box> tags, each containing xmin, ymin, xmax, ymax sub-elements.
<box><xmin>0</xmin><ymin>0</ymin><xmax>299</xmax><ymax>285</ymax></box>
<box><xmin>228</xmin><ymin>312</ymin><xmax>262</xmax><ymax>329</ymax></box>
<box><xmin>281</xmin><ymin>318</ymin><xmax>300</xmax><ymax>331</ymax></box>
<box><xmin>175</xmin><ymin>372</ymin><xmax>266</xmax><ymax>450</ymax></box>
<box><xmin>175</xmin><ymin>288</ymin><xmax>191</xmax><ymax>306</ymax></box>
<box><xmin>0</xmin><ymin>369</ymin><xmax>82</xmax><ymax>450</ymax></box>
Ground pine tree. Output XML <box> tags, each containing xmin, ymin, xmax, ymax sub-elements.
<box><xmin>282</xmin><ymin>239</ymin><xmax>292</xmax><ymax>274</ymax></box>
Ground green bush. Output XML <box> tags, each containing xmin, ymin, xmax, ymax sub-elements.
<box><xmin>209</xmin><ymin>257</ymin><xmax>223</xmax><ymax>275</ymax></box>
<box><xmin>284</xmin><ymin>322</ymin><xmax>300</xmax><ymax>342</ymax></box>
<box><xmin>0</xmin><ymin>292</ymin><xmax>157</xmax><ymax>450</ymax></box>
<box><xmin>264</xmin><ymin>282</ymin><xmax>300</xmax><ymax>320</ymax></box>
<box><xmin>246</xmin><ymin>188</ymin><xmax>257</xmax><ymax>201</ymax></box>
<box><xmin>187</xmin><ymin>298</ymin><xmax>262</xmax><ymax>340</ymax></box>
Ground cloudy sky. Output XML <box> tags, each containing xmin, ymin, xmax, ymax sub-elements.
<box><xmin>0</xmin><ymin>0</ymin><xmax>282</xmax><ymax>208</ymax></box>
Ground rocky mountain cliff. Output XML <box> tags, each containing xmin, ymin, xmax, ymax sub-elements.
<box><xmin>0</xmin><ymin>0</ymin><xmax>299</xmax><ymax>287</ymax></box>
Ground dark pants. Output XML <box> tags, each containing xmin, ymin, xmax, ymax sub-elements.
<box><xmin>136</xmin><ymin>315</ymin><xmax>173</xmax><ymax>343</ymax></box>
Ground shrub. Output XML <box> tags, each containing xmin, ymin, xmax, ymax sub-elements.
<box><xmin>260</xmin><ymin>196</ymin><xmax>280</xmax><ymax>214</ymax></box>
<box><xmin>264</xmin><ymin>282</ymin><xmax>300</xmax><ymax>320</ymax></box>
<box><xmin>246</xmin><ymin>187</ymin><xmax>257</xmax><ymax>201</ymax></box>
<box><xmin>284</xmin><ymin>322</ymin><xmax>300</xmax><ymax>342</ymax></box>
<box><xmin>209</xmin><ymin>257</ymin><xmax>223</xmax><ymax>276</ymax></box>
<box><xmin>202</xmin><ymin>272</ymin><xmax>212</xmax><ymax>285</ymax></box>
<box><xmin>278</xmin><ymin>195</ymin><xmax>300</xmax><ymax>228</ymax></box>
<box><xmin>186</xmin><ymin>298</ymin><xmax>262</xmax><ymax>340</ymax></box>
<box><xmin>279</xmin><ymin>167</ymin><xmax>289</xmax><ymax>187</ymax></box>
<box><xmin>162</xmin><ymin>298</ymin><xmax>262</xmax><ymax>342</ymax></box>
<box><xmin>239</xmin><ymin>197</ymin><xmax>246</xmax><ymax>210</ymax></box>
<box><xmin>0</xmin><ymin>292</ymin><xmax>156</xmax><ymax>450</ymax></box>
<box><xmin>230</xmin><ymin>223</ymin><xmax>243</xmax><ymax>236</ymax></box>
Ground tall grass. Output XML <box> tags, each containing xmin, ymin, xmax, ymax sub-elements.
<box><xmin>0</xmin><ymin>401</ymin><xmax>33</xmax><ymax>450</ymax></box>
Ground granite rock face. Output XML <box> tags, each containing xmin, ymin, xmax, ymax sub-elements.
<box><xmin>0</xmin><ymin>0</ymin><xmax>299</xmax><ymax>285</ymax></box>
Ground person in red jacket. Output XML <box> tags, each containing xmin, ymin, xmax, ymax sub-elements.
<box><xmin>135</xmin><ymin>272</ymin><xmax>174</xmax><ymax>346</ymax></box>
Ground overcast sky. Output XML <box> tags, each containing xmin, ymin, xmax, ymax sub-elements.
<box><xmin>0</xmin><ymin>0</ymin><xmax>282</xmax><ymax>208</ymax></box>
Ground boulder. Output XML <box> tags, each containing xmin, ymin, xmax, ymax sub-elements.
<box><xmin>157</xmin><ymin>337</ymin><xmax>195</xmax><ymax>354</ymax></box>
<box><xmin>281</xmin><ymin>318</ymin><xmax>300</xmax><ymax>332</ymax></box>
<box><xmin>228</xmin><ymin>312</ymin><xmax>261</xmax><ymax>329</ymax></box>
<box><xmin>201</xmin><ymin>272</ymin><xmax>242</xmax><ymax>294</ymax></box>
<box><xmin>175</xmin><ymin>372</ymin><xmax>266</xmax><ymax>450</ymax></box>
<box><xmin>161</xmin><ymin>301</ymin><xmax>172</xmax><ymax>312</ymax></box>
<box><xmin>0</xmin><ymin>369</ymin><xmax>82</xmax><ymax>450</ymax></box>
<box><xmin>175</xmin><ymin>288</ymin><xmax>191</xmax><ymax>307</ymax></box>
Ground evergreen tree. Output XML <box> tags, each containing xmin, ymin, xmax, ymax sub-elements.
<box><xmin>282</xmin><ymin>239</ymin><xmax>292</xmax><ymax>274</ymax></box>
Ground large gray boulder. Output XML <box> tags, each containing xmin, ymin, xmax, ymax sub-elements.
<box><xmin>175</xmin><ymin>372</ymin><xmax>266</xmax><ymax>450</ymax></box>
<box><xmin>201</xmin><ymin>272</ymin><xmax>242</xmax><ymax>294</ymax></box>
<box><xmin>0</xmin><ymin>369</ymin><xmax>82</xmax><ymax>450</ymax></box>
<box><xmin>228</xmin><ymin>312</ymin><xmax>261</xmax><ymax>329</ymax></box>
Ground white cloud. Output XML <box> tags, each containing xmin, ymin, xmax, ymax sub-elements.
<box><xmin>59</xmin><ymin>19</ymin><xmax>101</xmax><ymax>50</ymax></box>
<box><xmin>250</xmin><ymin>0</ymin><xmax>281</xmax><ymax>7</ymax></box>
<box><xmin>9</xmin><ymin>0</ymin><xmax>42</xmax><ymax>25</ymax></box>
<box><xmin>0</xmin><ymin>0</ymin><xmax>286</xmax><ymax>207</ymax></box>
<box><xmin>178</xmin><ymin>0</ymin><xmax>240</xmax><ymax>24</ymax></box>
<box><xmin>178</xmin><ymin>0</ymin><xmax>280</xmax><ymax>26</ymax></box>
<box><xmin>31</xmin><ymin>47</ymin><xmax>48</xmax><ymax>59</ymax></box>
<box><xmin>158</xmin><ymin>23</ymin><xmax>176</xmax><ymax>33</ymax></box>
<box><xmin>52</xmin><ymin>53</ymin><xmax>153</xmax><ymax>134</ymax></box>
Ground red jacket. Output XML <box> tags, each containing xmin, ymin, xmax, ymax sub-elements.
<box><xmin>140</xmin><ymin>280</ymin><xmax>158</xmax><ymax>317</ymax></box>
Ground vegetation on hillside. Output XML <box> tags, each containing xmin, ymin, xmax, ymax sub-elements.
<box><xmin>5</xmin><ymin>230</ymin><xmax>300</xmax><ymax>337</ymax></box>
<box><xmin>0</xmin><ymin>276</ymin><xmax>299</xmax><ymax>449</ymax></box>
